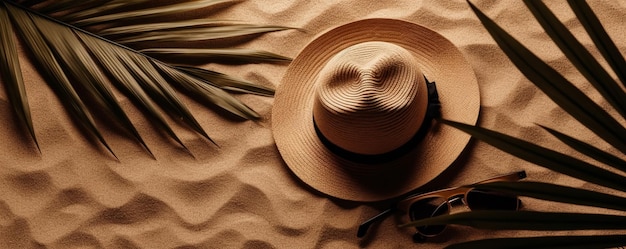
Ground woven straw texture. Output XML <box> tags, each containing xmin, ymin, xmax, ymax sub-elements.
<box><xmin>272</xmin><ymin>18</ymin><xmax>480</xmax><ymax>202</ymax></box>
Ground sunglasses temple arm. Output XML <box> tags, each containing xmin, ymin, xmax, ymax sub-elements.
<box><xmin>357</xmin><ymin>208</ymin><xmax>395</xmax><ymax>238</ymax></box>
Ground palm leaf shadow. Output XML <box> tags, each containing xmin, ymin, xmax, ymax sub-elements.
<box><xmin>401</xmin><ymin>1</ymin><xmax>626</xmax><ymax>248</ymax></box>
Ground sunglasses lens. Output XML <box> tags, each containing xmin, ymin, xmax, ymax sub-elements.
<box><xmin>409</xmin><ymin>197</ymin><xmax>449</xmax><ymax>236</ymax></box>
<box><xmin>466</xmin><ymin>189</ymin><xmax>519</xmax><ymax>210</ymax></box>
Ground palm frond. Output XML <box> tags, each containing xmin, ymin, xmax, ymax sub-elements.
<box><xmin>154</xmin><ymin>61</ymin><xmax>260</xmax><ymax>120</ymax></box>
<box><xmin>57</xmin><ymin>0</ymin><xmax>151</xmax><ymax>23</ymax></box>
<box><xmin>98</xmin><ymin>19</ymin><xmax>234</xmax><ymax>36</ymax></box>
<box><xmin>141</xmin><ymin>48</ymin><xmax>292</xmax><ymax>64</ymax></box>
<box><xmin>37</xmin><ymin>0</ymin><xmax>113</xmax><ymax>15</ymax></box>
<box><xmin>568</xmin><ymin>0</ymin><xmax>626</xmax><ymax>86</ymax></box>
<box><xmin>0</xmin><ymin>3</ymin><xmax>38</xmax><ymax>151</ymax></box>
<box><xmin>6</xmin><ymin>2</ymin><xmax>117</xmax><ymax>158</ymax></box>
<box><xmin>111</xmin><ymin>24</ymin><xmax>293</xmax><ymax>44</ymax></box>
<box><xmin>472</xmin><ymin>181</ymin><xmax>626</xmax><ymax>212</ymax></box>
<box><xmin>468</xmin><ymin>0</ymin><xmax>626</xmax><ymax>154</ymax></box>
<box><xmin>175</xmin><ymin>65</ymin><xmax>275</xmax><ymax>96</ymax></box>
<box><xmin>31</xmin><ymin>9</ymin><xmax>154</xmax><ymax>157</ymax></box>
<box><xmin>441</xmin><ymin>119</ymin><xmax>626</xmax><ymax>192</ymax></box>
<box><xmin>77</xmin><ymin>32</ymin><xmax>191</xmax><ymax>153</ymax></box>
<box><xmin>445</xmin><ymin>235</ymin><xmax>626</xmax><ymax>249</ymax></box>
<box><xmin>421</xmin><ymin>1</ymin><xmax>626</xmax><ymax>247</ymax></box>
<box><xmin>538</xmin><ymin>124</ymin><xmax>626</xmax><ymax>171</ymax></box>
<box><xmin>70</xmin><ymin>0</ymin><xmax>231</xmax><ymax>27</ymax></box>
<box><xmin>400</xmin><ymin>210</ymin><xmax>626</xmax><ymax>231</ymax></box>
<box><xmin>0</xmin><ymin>0</ymin><xmax>289</xmax><ymax>157</ymax></box>
<box><xmin>524</xmin><ymin>0</ymin><xmax>626</xmax><ymax>117</ymax></box>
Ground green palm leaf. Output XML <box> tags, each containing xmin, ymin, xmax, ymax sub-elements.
<box><xmin>445</xmin><ymin>235</ymin><xmax>626</xmax><ymax>249</ymax></box>
<box><xmin>0</xmin><ymin>0</ymin><xmax>289</xmax><ymax>157</ymax></box>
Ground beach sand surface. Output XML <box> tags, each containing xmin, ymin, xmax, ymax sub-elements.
<box><xmin>1</xmin><ymin>0</ymin><xmax>625</xmax><ymax>248</ymax></box>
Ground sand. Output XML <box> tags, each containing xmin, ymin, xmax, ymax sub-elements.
<box><xmin>1</xmin><ymin>0</ymin><xmax>625</xmax><ymax>248</ymax></box>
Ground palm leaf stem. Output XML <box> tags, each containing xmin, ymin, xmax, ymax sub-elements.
<box><xmin>98</xmin><ymin>19</ymin><xmax>238</xmax><ymax>36</ymax></box>
<box><xmin>3</xmin><ymin>0</ymin><xmax>157</xmax><ymax>64</ymax></box>
<box><xmin>175</xmin><ymin>65</ymin><xmax>274</xmax><ymax>97</ymax></box>
<box><xmin>112</xmin><ymin>24</ymin><xmax>292</xmax><ymax>44</ymax></box>
<box><xmin>4</xmin><ymin>0</ymin><xmax>267</xmax><ymax>117</ymax></box>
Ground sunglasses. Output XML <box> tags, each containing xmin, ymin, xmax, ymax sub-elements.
<box><xmin>357</xmin><ymin>170</ymin><xmax>526</xmax><ymax>242</ymax></box>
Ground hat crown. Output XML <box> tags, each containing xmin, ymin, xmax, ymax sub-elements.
<box><xmin>313</xmin><ymin>41</ymin><xmax>428</xmax><ymax>155</ymax></box>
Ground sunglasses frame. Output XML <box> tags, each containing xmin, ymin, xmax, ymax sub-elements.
<box><xmin>357</xmin><ymin>170</ymin><xmax>526</xmax><ymax>239</ymax></box>
<box><xmin>396</xmin><ymin>170</ymin><xmax>526</xmax><ymax>213</ymax></box>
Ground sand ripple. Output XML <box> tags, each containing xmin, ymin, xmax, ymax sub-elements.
<box><xmin>1</xmin><ymin>1</ymin><xmax>625</xmax><ymax>248</ymax></box>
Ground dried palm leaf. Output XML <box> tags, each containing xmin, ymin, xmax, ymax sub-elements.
<box><xmin>112</xmin><ymin>24</ymin><xmax>292</xmax><ymax>44</ymax></box>
<box><xmin>77</xmin><ymin>32</ymin><xmax>192</xmax><ymax>153</ymax></box>
<box><xmin>0</xmin><ymin>4</ymin><xmax>38</xmax><ymax>151</ymax></box>
<box><xmin>6</xmin><ymin>3</ymin><xmax>117</xmax><ymax>158</ymax></box>
<box><xmin>141</xmin><ymin>48</ymin><xmax>291</xmax><ymax>64</ymax></box>
<box><xmin>0</xmin><ymin>0</ymin><xmax>289</xmax><ymax>157</ymax></box>
<box><xmin>175</xmin><ymin>65</ymin><xmax>274</xmax><ymax>96</ymax></box>
<box><xmin>70</xmin><ymin>0</ymin><xmax>232</xmax><ymax>26</ymax></box>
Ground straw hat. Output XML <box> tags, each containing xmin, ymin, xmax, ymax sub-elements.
<box><xmin>272</xmin><ymin>18</ymin><xmax>479</xmax><ymax>202</ymax></box>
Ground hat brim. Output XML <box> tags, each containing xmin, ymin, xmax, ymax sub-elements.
<box><xmin>272</xmin><ymin>18</ymin><xmax>480</xmax><ymax>202</ymax></box>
